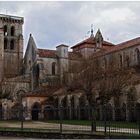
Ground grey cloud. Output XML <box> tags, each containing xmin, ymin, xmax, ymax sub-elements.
<box><xmin>0</xmin><ymin>1</ymin><xmax>140</xmax><ymax>51</ymax></box>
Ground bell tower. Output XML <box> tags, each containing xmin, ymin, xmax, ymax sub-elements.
<box><xmin>0</xmin><ymin>14</ymin><xmax>24</xmax><ymax>78</ymax></box>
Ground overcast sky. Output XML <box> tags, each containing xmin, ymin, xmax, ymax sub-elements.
<box><xmin>0</xmin><ymin>1</ymin><xmax>140</xmax><ymax>52</ymax></box>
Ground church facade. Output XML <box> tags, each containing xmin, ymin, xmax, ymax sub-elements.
<box><xmin>0</xmin><ymin>14</ymin><xmax>140</xmax><ymax>121</ymax></box>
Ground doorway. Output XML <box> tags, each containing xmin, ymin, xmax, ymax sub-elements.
<box><xmin>31</xmin><ymin>103</ymin><xmax>41</xmax><ymax>120</ymax></box>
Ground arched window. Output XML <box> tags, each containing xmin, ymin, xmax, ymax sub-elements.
<box><xmin>135</xmin><ymin>48</ymin><xmax>140</xmax><ymax>65</ymax></box>
<box><xmin>4</xmin><ymin>39</ymin><xmax>8</xmax><ymax>50</ymax></box>
<box><xmin>126</xmin><ymin>56</ymin><xmax>130</xmax><ymax>67</ymax></box>
<box><xmin>10</xmin><ymin>40</ymin><xmax>14</xmax><ymax>50</ymax></box>
<box><xmin>52</xmin><ymin>62</ymin><xmax>56</xmax><ymax>75</ymax></box>
<box><xmin>11</xmin><ymin>26</ymin><xmax>15</xmax><ymax>36</ymax></box>
<box><xmin>4</xmin><ymin>25</ymin><xmax>7</xmax><ymax>36</ymax></box>
<box><xmin>119</xmin><ymin>54</ymin><xmax>123</xmax><ymax>68</ymax></box>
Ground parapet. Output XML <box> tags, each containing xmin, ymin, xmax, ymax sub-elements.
<box><xmin>0</xmin><ymin>14</ymin><xmax>24</xmax><ymax>24</ymax></box>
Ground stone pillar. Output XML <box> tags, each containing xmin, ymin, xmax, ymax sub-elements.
<box><xmin>0</xmin><ymin>26</ymin><xmax>4</xmax><ymax>82</ymax></box>
<box><xmin>112</xmin><ymin>108</ymin><xmax>115</xmax><ymax>121</ymax></box>
<box><xmin>25</xmin><ymin>108</ymin><xmax>32</xmax><ymax>120</ymax></box>
<box><xmin>40</xmin><ymin>108</ymin><xmax>44</xmax><ymax>120</ymax></box>
<box><xmin>77</xmin><ymin>105</ymin><xmax>80</xmax><ymax>120</ymax></box>
<box><xmin>2</xmin><ymin>100</ymin><xmax>8</xmax><ymax>120</ymax></box>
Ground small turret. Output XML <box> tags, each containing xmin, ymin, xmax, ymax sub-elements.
<box><xmin>95</xmin><ymin>29</ymin><xmax>103</xmax><ymax>48</ymax></box>
<box><xmin>56</xmin><ymin>44</ymin><xmax>69</xmax><ymax>83</ymax></box>
<box><xmin>90</xmin><ymin>24</ymin><xmax>94</xmax><ymax>37</ymax></box>
<box><xmin>56</xmin><ymin>44</ymin><xmax>68</xmax><ymax>58</ymax></box>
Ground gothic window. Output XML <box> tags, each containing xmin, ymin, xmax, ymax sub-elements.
<box><xmin>135</xmin><ymin>48</ymin><xmax>140</xmax><ymax>64</ymax></box>
<box><xmin>4</xmin><ymin>38</ymin><xmax>8</xmax><ymax>50</ymax></box>
<box><xmin>10</xmin><ymin>40</ymin><xmax>14</xmax><ymax>50</ymax></box>
<box><xmin>52</xmin><ymin>62</ymin><xmax>56</xmax><ymax>75</ymax></box>
<box><xmin>11</xmin><ymin>26</ymin><xmax>15</xmax><ymax>36</ymax></box>
<box><xmin>119</xmin><ymin>54</ymin><xmax>123</xmax><ymax>68</ymax></box>
<box><xmin>4</xmin><ymin>25</ymin><xmax>7</xmax><ymax>36</ymax></box>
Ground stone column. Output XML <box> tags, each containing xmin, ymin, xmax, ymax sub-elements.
<box><xmin>0</xmin><ymin>25</ymin><xmax>4</xmax><ymax>82</ymax></box>
<box><xmin>112</xmin><ymin>107</ymin><xmax>115</xmax><ymax>121</ymax></box>
<box><xmin>2</xmin><ymin>100</ymin><xmax>8</xmax><ymax>120</ymax></box>
<box><xmin>25</xmin><ymin>107</ymin><xmax>32</xmax><ymax>120</ymax></box>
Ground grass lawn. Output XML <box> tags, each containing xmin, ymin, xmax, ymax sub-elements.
<box><xmin>0</xmin><ymin>127</ymin><xmax>138</xmax><ymax>138</ymax></box>
<box><xmin>0</xmin><ymin>120</ymin><xmax>138</xmax><ymax>129</ymax></box>
<box><xmin>46</xmin><ymin>120</ymin><xmax>139</xmax><ymax>129</ymax></box>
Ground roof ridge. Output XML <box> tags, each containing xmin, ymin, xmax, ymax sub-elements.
<box><xmin>38</xmin><ymin>48</ymin><xmax>56</xmax><ymax>51</ymax></box>
<box><xmin>116</xmin><ymin>36</ymin><xmax>140</xmax><ymax>47</ymax></box>
<box><xmin>71</xmin><ymin>36</ymin><xmax>114</xmax><ymax>49</ymax></box>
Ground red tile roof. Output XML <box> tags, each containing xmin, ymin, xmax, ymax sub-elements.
<box><xmin>38</xmin><ymin>49</ymin><xmax>57</xmax><ymax>58</ymax></box>
<box><xmin>92</xmin><ymin>37</ymin><xmax>140</xmax><ymax>58</ymax></box>
<box><xmin>38</xmin><ymin>48</ymin><xmax>82</xmax><ymax>60</ymax></box>
<box><xmin>106</xmin><ymin>37</ymin><xmax>140</xmax><ymax>54</ymax></box>
<box><xmin>71</xmin><ymin>36</ymin><xmax>115</xmax><ymax>49</ymax></box>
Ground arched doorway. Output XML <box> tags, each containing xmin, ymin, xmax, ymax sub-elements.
<box><xmin>11</xmin><ymin>103</ymin><xmax>20</xmax><ymax>120</ymax></box>
<box><xmin>71</xmin><ymin>96</ymin><xmax>75</xmax><ymax>120</ymax></box>
<box><xmin>114</xmin><ymin>97</ymin><xmax>121</xmax><ymax>121</ymax></box>
<box><xmin>121</xmin><ymin>103</ymin><xmax>126</xmax><ymax>121</ymax></box>
<box><xmin>106</xmin><ymin>103</ymin><xmax>113</xmax><ymax>121</ymax></box>
<box><xmin>44</xmin><ymin>105</ymin><xmax>54</xmax><ymax>120</ymax></box>
<box><xmin>79</xmin><ymin>95</ymin><xmax>88</xmax><ymax>120</ymax></box>
<box><xmin>0</xmin><ymin>104</ymin><xmax>2</xmax><ymax>120</ymax></box>
<box><xmin>135</xmin><ymin>103</ymin><xmax>140</xmax><ymax>122</ymax></box>
<box><xmin>31</xmin><ymin>102</ymin><xmax>41</xmax><ymax>120</ymax></box>
<box><xmin>128</xmin><ymin>103</ymin><xmax>135</xmax><ymax>122</ymax></box>
<box><xmin>61</xmin><ymin>96</ymin><xmax>68</xmax><ymax>119</ymax></box>
<box><xmin>54</xmin><ymin>98</ymin><xmax>59</xmax><ymax>119</ymax></box>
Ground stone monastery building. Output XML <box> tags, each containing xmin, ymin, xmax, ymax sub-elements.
<box><xmin>0</xmin><ymin>14</ymin><xmax>140</xmax><ymax>121</ymax></box>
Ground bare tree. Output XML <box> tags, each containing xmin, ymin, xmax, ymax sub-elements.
<box><xmin>64</xmin><ymin>55</ymin><xmax>134</xmax><ymax>129</ymax></box>
<box><xmin>97</xmin><ymin>64</ymin><xmax>134</xmax><ymax>105</ymax></box>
